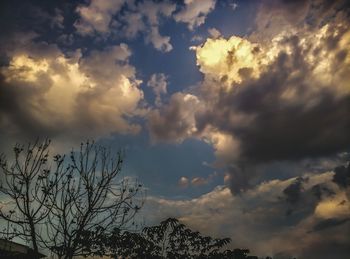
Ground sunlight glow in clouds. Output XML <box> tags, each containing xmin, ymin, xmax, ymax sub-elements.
<box><xmin>0</xmin><ymin>43</ymin><xmax>144</xmax><ymax>146</ymax></box>
<box><xmin>0</xmin><ymin>1</ymin><xmax>350</xmax><ymax>258</ymax></box>
<box><xmin>4</xmin><ymin>55</ymin><xmax>49</xmax><ymax>82</ymax></box>
<box><xmin>150</xmin><ymin>6</ymin><xmax>350</xmax><ymax>196</ymax></box>
<box><xmin>192</xmin><ymin>36</ymin><xmax>264</xmax><ymax>88</ymax></box>
<box><xmin>193</xmin><ymin>21</ymin><xmax>350</xmax><ymax>96</ymax></box>
<box><xmin>315</xmin><ymin>192</ymin><xmax>350</xmax><ymax>219</ymax></box>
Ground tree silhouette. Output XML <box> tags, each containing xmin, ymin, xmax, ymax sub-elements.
<box><xmin>93</xmin><ymin>217</ymin><xmax>260</xmax><ymax>259</ymax></box>
<box><xmin>0</xmin><ymin>140</ymin><xmax>144</xmax><ymax>259</ymax></box>
<box><xmin>142</xmin><ymin>218</ymin><xmax>231</xmax><ymax>258</ymax></box>
<box><xmin>0</xmin><ymin>140</ymin><xmax>62</xmax><ymax>258</ymax></box>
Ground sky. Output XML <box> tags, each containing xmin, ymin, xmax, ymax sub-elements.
<box><xmin>0</xmin><ymin>0</ymin><xmax>349</xmax><ymax>258</ymax></box>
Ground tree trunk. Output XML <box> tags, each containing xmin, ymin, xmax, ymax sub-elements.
<box><xmin>29</xmin><ymin>220</ymin><xmax>40</xmax><ymax>259</ymax></box>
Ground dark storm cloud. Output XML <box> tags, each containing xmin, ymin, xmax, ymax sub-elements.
<box><xmin>148</xmin><ymin>12</ymin><xmax>350</xmax><ymax>194</ymax></box>
<box><xmin>333</xmin><ymin>163</ymin><xmax>350</xmax><ymax>189</ymax></box>
<box><xmin>310</xmin><ymin>184</ymin><xmax>335</xmax><ymax>200</ymax></box>
<box><xmin>148</xmin><ymin>95</ymin><xmax>190</xmax><ymax>142</ymax></box>
<box><xmin>193</xmin><ymin>21</ymin><xmax>350</xmax><ymax>193</ymax></box>
<box><xmin>253</xmin><ymin>0</ymin><xmax>350</xmax><ymax>40</ymax></box>
<box><xmin>148</xmin><ymin>93</ymin><xmax>200</xmax><ymax>143</ymax></box>
<box><xmin>299</xmin><ymin>240</ymin><xmax>350</xmax><ymax>259</ymax></box>
<box><xmin>311</xmin><ymin>217</ymin><xmax>350</xmax><ymax>232</ymax></box>
<box><xmin>280</xmin><ymin>176</ymin><xmax>333</xmax><ymax>218</ymax></box>
<box><xmin>0</xmin><ymin>74</ymin><xmax>58</xmax><ymax>139</ymax></box>
<box><xmin>235</xmin><ymin>88</ymin><xmax>350</xmax><ymax>163</ymax></box>
<box><xmin>198</xmin><ymin>50</ymin><xmax>350</xmax><ymax>164</ymax></box>
<box><xmin>283</xmin><ymin>177</ymin><xmax>307</xmax><ymax>204</ymax></box>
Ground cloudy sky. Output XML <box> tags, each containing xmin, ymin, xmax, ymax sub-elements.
<box><xmin>0</xmin><ymin>0</ymin><xmax>350</xmax><ymax>258</ymax></box>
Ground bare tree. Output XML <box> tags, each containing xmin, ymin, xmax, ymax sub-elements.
<box><xmin>43</xmin><ymin>141</ymin><xmax>145</xmax><ymax>259</ymax></box>
<box><xmin>0</xmin><ymin>140</ymin><xmax>63</xmax><ymax>258</ymax></box>
<box><xmin>0</xmin><ymin>140</ymin><xmax>144</xmax><ymax>259</ymax></box>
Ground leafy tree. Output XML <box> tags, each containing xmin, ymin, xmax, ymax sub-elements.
<box><xmin>105</xmin><ymin>227</ymin><xmax>162</xmax><ymax>258</ymax></box>
<box><xmin>142</xmin><ymin>218</ymin><xmax>231</xmax><ymax>258</ymax></box>
<box><xmin>95</xmin><ymin>218</ymin><xmax>238</xmax><ymax>258</ymax></box>
<box><xmin>0</xmin><ymin>140</ymin><xmax>144</xmax><ymax>259</ymax></box>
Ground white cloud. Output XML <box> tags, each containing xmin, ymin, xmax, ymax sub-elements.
<box><xmin>178</xmin><ymin>172</ymin><xmax>219</xmax><ymax>188</ymax></box>
<box><xmin>73</xmin><ymin>0</ymin><xmax>205</xmax><ymax>53</ymax></box>
<box><xmin>146</xmin><ymin>26</ymin><xmax>173</xmax><ymax>52</ymax></box>
<box><xmin>192</xmin><ymin>35</ymin><xmax>265</xmax><ymax>88</ymax></box>
<box><xmin>147</xmin><ymin>73</ymin><xmax>168</xmax><ymax>106</ymax></box>
<box><xmin>74</xmin><ymin>0</ymin><xmax>126</xmax><ymax>35</ymax></box>
<box><xmin>149</xmin><ymin>15</ymin><xmax>350</xmax><ymax>193</ymax></box>
<box><xmin>178</xmin><ymin>176</ymin><xmax>190</xmax><ymax>188</ymax></box>
<box><xmin>73</xmin><ymin>0</ymin><xmax>219</xmax><ymax>52</ymax></box>
<box><xmin>119</xmin><ymin>0</ymin><xmax>176</xmax><ymax>52</ymax></box>
<box><xmin>147</xmin><ymin>93</ymin><xmax>203</xmax><ymax>143</ymax></box>
<box><xmin>144</xmin><ymin>171</ymin><xmax>350</xmax><ymax>257</ymax></box>
<box><xmin>203</xmin><ymin>130</ymin><xmax>241</xmax><ymax>166</ymax></box>
<box><xmin>0</xmin><ymin>40</ymin><xmax>145</xmax><ymax>150</ymax></box>
<box><xmin>134</xmin><ymin>1</ymin><xmax>176</xmax><ymax>52</ymax></box>
<box><xmin>137</xmin><ymin>0</ymin><xmax>176</xmax><ymax>26</ymax></box>
<box><xmin>120</xmin><ymin>11</ymin><xmax>145</xmax><ymax>39</ymax></box>
<box><xmin>174</xmin><ymin>0</ymin><xmax>216</xmax><ymax>30</ymax></box>
<box><xmin>207</xmin><ymin>27</ymin><xmax>221</xmax><ymax>39</ymax></box>
<box><xmin>190</xmin><ymin>35</ymin><xmax>204</xmax><ymax>42</ymax></box>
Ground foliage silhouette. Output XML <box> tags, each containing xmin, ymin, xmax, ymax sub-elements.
<box><xmin>142</xmin><ymin>217</ymin><xmax>231</xmax><ymax>258</ymax></box>
<box><xmin>84</xmin><ymin>217</ymin><xmax>261</xmax><ymax>259</ymax></box>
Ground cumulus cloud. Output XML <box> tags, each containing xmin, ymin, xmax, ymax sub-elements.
<box><xmin>191</xmin><ymin>172</ymin><xmax>219</xmax><ymax>187</ymax></box>
<box><xmin>190</xmin><ymin>35</ymin><xmax>204</xmax><ymax>43</ymax></box>
<box><xmin>179</xmin><ymin>172</ymin><xmax>218</xmax><ymax>188</ymax></box>
<box><xmin>148</xmin><ymin>4</ymin><xmax>350</xmax><ymax>193</ymax></box>
<box><xmin>143</xmin><ymin>169</ymin><xmax>350</xmax><ymax>258</ymax></box>
<box><xmin>0</xmin><ymin>38</ymin><xmax>144</xmax><ymax>150</ymax></box>
<box><xmin>148</xmin><ymin>92</ymin><xmax>203</xmax><ymax>143</ymax></box>
<box><xmin>191</xmin><ymin>177</ymin><xmax>208</xmax><ymax>186</ymax></box>
<box><xmin>147</xmin><ymin>73</ymin><xmax>168</xmax><ymax>106</ymax></box>
<box><xmin>72</xmin><ymin>0</ymin><xmax>221</xmax><ymax>52</ymax></box>
<box><xmin>196</xmin><ymin>20</ymin><xmax>349</xmax><ymax>192</ymax></box>
<box><xmin>178</xmin><ymin>176</ymin><xmax>189</xmax><ymax>188</ymax></box>
<box><xmin>74</xmin><ymin>0</ymin><xmax>176</xmax><ymax>52</ymax></box>
<box><xmin>119</xmin><ymin>11</ymin><xmax>145</xmax><ymax>39</ymax></box>
<box><xmin>251</xmin><ymin>0</ymin><xmax>349</xmax><ymax>42</ymax></box>
<box><xmin>75</xmin><ymin>0</ymin><xmax>125</xmax><ymax>35</ymax></box>
<box><xmin>174</xmin><ymin>0</ymin><xmax>216</xmax><ymax>30</ymax></box>
<box><xmin>192</xmin><ymin>35</ymin><xmax>265</xmax><ymax>88</ymax></box>
<box><xmin>207</xmin><ymin>27</ymin><xmax>221</xmax><ymax>39</ymax></box>
<box><xmin>133</xmin><ymin>0</ymin><xmax>176</xmax><ymax>52</ymax></box>
<box><xmin>146</xmin><ymin>26</ymin><xmax>173</xmax><ymax>52</ymax></box>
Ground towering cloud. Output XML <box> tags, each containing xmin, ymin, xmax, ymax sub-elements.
<box><xmin>148</xmin><ymin>1</ymin><xmax>350</xmax><ymax>193</ymax></box>
<box><xmin>0</xmin><ymin>38</ymin><xmax>144</xmax><ymax>150</ymax></box>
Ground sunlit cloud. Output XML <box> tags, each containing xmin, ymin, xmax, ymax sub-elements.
<box><xmin>0</xmin><ymin>41</ymin><xmax>145</xmax><ymax>150</ymax></box>
<box><xmin>144</xmin><ymin>169</ymin><xmax>350</xmax><ymax>258</ymax></box>
<box><xmin>149</xmin><ymin>4</ymin><xmax>350</xmax><ymax>194</ymax></box>
<box><xmin>0</xmin><ymin>1</ymin><xmax>349</xmax><ymax>258</ymax></box>
<box><xmin>174</xmin><ymin>0</ymin><xmax>217</xmax><ymax>30</ymax></box>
